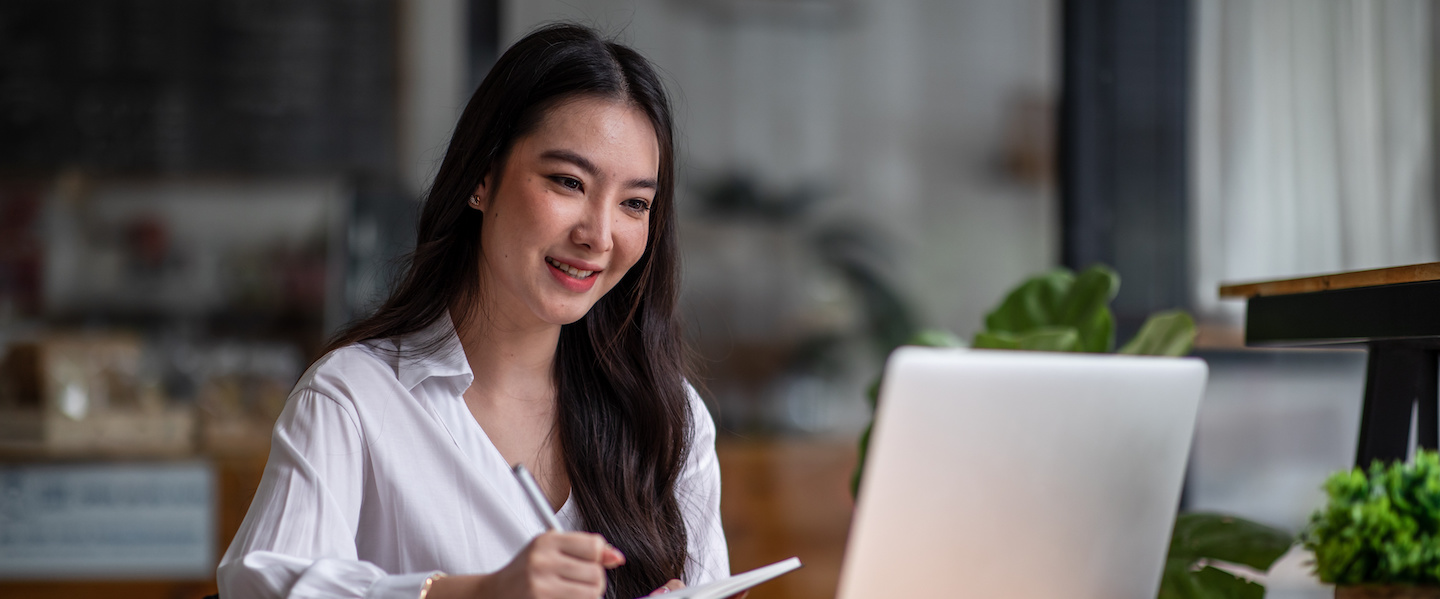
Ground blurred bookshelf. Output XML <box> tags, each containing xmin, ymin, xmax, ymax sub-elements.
<box><xmin>0</xmin><ymin>0</ymin><xmax>401</xmax><ymax>592</ymax></box>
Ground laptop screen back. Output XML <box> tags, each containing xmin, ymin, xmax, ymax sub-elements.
<box><xmin>838</xmin><ymin>348</ymin><xmax>1208</xmax><ymax>599</ymax></box>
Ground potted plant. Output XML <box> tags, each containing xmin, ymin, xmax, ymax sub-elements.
<box><xmin>1304</xmin><ymin>450</ymin><xmax>1440</xmax><ymax>598</ymax></box>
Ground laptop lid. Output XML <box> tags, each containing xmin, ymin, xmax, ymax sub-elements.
<box><xmin>837</xmin><ymin>348</ymin><xmax>1208</xmax><ymax>599</ymax></box>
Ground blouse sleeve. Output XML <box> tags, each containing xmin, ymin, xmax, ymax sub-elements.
<box><xmin>677</xmin><ymin>385</ymin><xmax>731</xmax><ymax>585</ymax></box>
<box><xmin>217</xmin><ymin>389</ymin><xmax>439</xmax><ymax>599</ymax></box>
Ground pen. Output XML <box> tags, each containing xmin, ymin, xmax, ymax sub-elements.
<box><xmin>512</xmin><ymin>464</ymin><xmax>564</xmax><ymax>532</ymax></box>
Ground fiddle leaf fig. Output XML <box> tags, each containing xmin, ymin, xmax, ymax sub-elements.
<box><xmin>1059</xmin><ymin>265</ymin><xmax>1121</xmax><ymax>328</ymax></box>
<box><xmin>1158</xmin><ymin>513</ymin><xmax>1292</xmax><ymax>599</ymax></box>
<box><xmin>1169</xmin><ymin>512</ymin><xmax>1294</xmax><ymax>570</ymax></box>
<box><xmin>983</xmin><ymin>268</ymin><xmax>1074</xmax><ymax>334</ymax></box>
<box><xmin>980</xmin><ymin>265</ymin><xmax>1119</xmax><ymax>353</ymax></box>
<box><xmin>1076</xmin><ymin>306</ymin><xmax>1116</xmax><ymax>353</ymax></box>
<box><xmin>905</xmin><ymin>329</ymin><xmax>964</xmax><ymax>351</ymax></box>
<box><xmin>1160</xmin><ymin>562</ymin><xmax>1264</xmax><ymax>599</ymax></box>
<box><xmin>1121</xmin><ymin>310</ymin><xmax>1198</xmax><ymax>357</ymax></box>
<box><xmin>973</xmin><ymin>327</ymin><xmax>1082</xmax><ymax>352</ymax></box>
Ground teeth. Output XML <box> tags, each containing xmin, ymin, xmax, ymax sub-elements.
<box><xmin>547</xmin><ymin>257</ymin><xmax>594</xmax><ymax>279</ymax></box>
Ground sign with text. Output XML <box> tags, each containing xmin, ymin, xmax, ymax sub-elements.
<box><xmin>0</xmin><ymin>461</ymin><xmax>214</xmax><ymax>579</ymax></box>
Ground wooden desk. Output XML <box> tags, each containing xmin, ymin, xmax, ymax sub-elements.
<box><xmin>718</xmin><ymin>438</ymin><xmax>855</xmax><ymax>599</ymax></box>
<box><xmin>1221</xmin><ymin>263</ymin><xmax>1440</xmax><ymax>466</ymax></box>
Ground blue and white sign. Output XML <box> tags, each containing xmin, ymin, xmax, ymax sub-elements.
<box><xmin>0</xmin><ymin>461</ymin><xmax>215</xmax><ymax>579</ymax></box>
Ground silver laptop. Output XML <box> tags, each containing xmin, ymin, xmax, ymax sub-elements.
<box><xmin>837</xmin><ymin>347</ymin><xmax>1208</xmax><ymax>599</ymax></box>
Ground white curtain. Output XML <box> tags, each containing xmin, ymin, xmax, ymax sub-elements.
<box><xmin>1192</xmin><ymin>0</ymin><xmax>1436</xmax><ymax>321</ymax></box>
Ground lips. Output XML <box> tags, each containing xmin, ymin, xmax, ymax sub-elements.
<box><xmin>545</xmin><ymin>257</ymin><xmax>600</xmax><ymax>292</ymax></box>
<box><xmin>546</xmin><ymin>257</ymin><xmax>596</xmax><ymax>279</ymax></box>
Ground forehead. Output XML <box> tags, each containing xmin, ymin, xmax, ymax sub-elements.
<box><xmin>516</xmin><ymin>96</ymin><xmax>660</xmax><ymax>174</ymax></box>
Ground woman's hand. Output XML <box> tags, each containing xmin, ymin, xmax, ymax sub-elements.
<box><xmin>430</xmin><ymin>531</ymin><xmax>624</xmax><ymax>599</ymax></box>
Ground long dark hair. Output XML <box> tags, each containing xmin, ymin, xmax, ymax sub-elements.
<box><xmin>325</xmin><ymin>23</ymin><xmax>692</xmax><ymax>598</ymax></box>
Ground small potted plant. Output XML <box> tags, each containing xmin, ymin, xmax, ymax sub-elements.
<box><xmin>1304</xmin><ymin>450</ymin><xmax>1440</xmax><ymax>598</ymax></box>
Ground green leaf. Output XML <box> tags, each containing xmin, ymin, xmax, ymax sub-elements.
<box><xmin>1014</xmin><ymin>327</ymin><xmax>1082</xmax><ymax>352</ymax></box>
<box><xmin>1189</xmin><ymin>566</ymin><xmax>1267</xmax><ymax>599</ymax></box>
<box><xmin>1075</xmin><ymin>307</ymin><xmax>1116</xmax><ymax>353</ymax></box>
<box><xmin>972</xmin><ymin>328</ymin><xmax>1083</xmax><ymax>353</ymax></box>
<box><xmin>1160</xmin><ymin>513</ymin><xmax>1291</xmax><ymax>599</ymax></box>
<box><xmin>1159</xmin><ymin>560</ymin><xmax>1265</xmax><ymax>599</ymax></box>
<box><xmin>1119</xmin><ymin>310</ymin><xmax>1197</xmax><ymax>356</ymax></box>
<box><xmin>1169</xmin><ymin>513</ymin><xmax>1294</xmax><ymax>571</ymax></box>
<box><xmin>1159</xmin><ymin>558</ymin><xmax>1207</xmax><ymax>599</ymax></box>
<box><xmin>1057</xmin><ymin>265</ymin><xmax>1120</xmax><ymax>327</ymax></box>
<box><xmin>905</xmin><ymin>329</ymin><xmax>965</xmax><ymax>348</ymax></box>
<box><xmin>983</xmin><ymin>269</ymin><xmax>1073</xmax><ymax>334</ymax></box>
<box><xmin>851</xmin><ymin>421</ymin><xmax>872</xmax><ymax>498</ymax></box>
<box><xmin>971</xmin><ymin>331</ymin><xmax>1022</xmax><ymax>350</ymax></box>
<box><xmin>1304</xmin><ymin>450</ymin><xmax>1440</xmax><ymax>585</ymax></box>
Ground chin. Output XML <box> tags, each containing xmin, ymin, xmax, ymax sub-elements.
<box><xmin>539</xmin><ymin>303</ymin><xmax>597</xmax><ymax>327</ymax></box>
<box><xmin>554</xmin><ymin>313</ymin><xmax>588</xmax><ymax>326</ymax></box>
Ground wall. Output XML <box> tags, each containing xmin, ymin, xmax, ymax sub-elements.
<box><xmin>504</xmin><ymin>0</ymin><xmax>1059</xmax><ymax>346</ymax></box>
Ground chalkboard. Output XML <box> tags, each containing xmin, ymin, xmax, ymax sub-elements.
<box><xmin>0</xmin><ymin>0</ymin><xmax>395</xmax><ymax>175</ymax></box>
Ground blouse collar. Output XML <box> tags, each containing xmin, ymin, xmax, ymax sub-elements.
<box><xmin>395</xmin><ymin>312</ymin><xmax>474</xmax><ymax>392</ymax></box>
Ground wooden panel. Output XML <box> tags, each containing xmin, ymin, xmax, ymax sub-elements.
<box><xmin>718</xmin><ymin>438</ymin><xmax>857</xmax><ymax>599</ymax></box>
<box><xmin>1219</xmin><ymin>262</ymin><xmax>1440</xmax><ymax>298</ymax></box>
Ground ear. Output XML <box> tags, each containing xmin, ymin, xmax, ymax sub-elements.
<box><xmin>469</xmin><ymin>175</ymin><xmax>492</xmax><ymax>212</ymax></box>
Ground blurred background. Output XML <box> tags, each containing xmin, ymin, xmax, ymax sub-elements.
<box><xmin>0</xmin><ymin>0</ymin><xmax>1434</xmax><ymax>598</ymax></box>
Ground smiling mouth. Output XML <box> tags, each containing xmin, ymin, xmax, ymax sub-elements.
<box><xmin>546</xmin><ymin>257</ymin><xmax>597</xmax><ymax>280</ymax></box>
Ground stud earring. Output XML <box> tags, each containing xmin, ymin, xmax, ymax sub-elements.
<box><xmin>468</xmin><ymin>194</ymin><xmax>481</xmax><ymax>208</ymax></box>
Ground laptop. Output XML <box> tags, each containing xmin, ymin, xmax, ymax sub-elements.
<box><xmin>837</xmin><ymin>347</ymin><xmax>1208</xmax><ymax>599</ymax></box>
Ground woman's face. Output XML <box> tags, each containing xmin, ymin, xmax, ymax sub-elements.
<box><xmin>473</xmin><ymin>95</ymin><xmax>659</xmax><ymax>330</ymax></box>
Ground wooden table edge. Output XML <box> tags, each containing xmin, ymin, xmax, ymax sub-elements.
<box><xmin>1219</xmin><ymin>262</ymin><xmax>1440</xmax><ymax>298</ymax></box>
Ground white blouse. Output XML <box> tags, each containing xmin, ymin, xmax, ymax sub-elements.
<box><xmin>217</xmin><ymin>317</ymin><xmax>730</xmax><ymax>599</ymax></box>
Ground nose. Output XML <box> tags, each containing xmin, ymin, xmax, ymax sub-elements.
<box><xmin>571</xmin><ymin>197</ymin><xmax>614</xmax><ymax>253</ymax></box>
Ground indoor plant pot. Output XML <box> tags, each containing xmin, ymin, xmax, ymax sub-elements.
<box><xmin>1335</xmin><ymin>586</ymin><xmax>1440</xmax><ymax>599</ymax></box>
<box><xmin>1305</xmin><ymin>451</ymin><xmax>1440</xmax><ymax>599</ymax></box>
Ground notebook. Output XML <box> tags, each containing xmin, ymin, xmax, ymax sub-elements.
<box><xmin>643</xmin><ymin>557</ymin><xmax>801</xmax><ymax>599</ymax></box>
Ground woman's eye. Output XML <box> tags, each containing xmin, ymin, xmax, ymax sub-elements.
<box><xmin>552</xmin><ymin>176</ymin><xmax>582</xmax><ymax>191</ymax></box>
<box><xmin>623</xmin><ymin>198</ymin><xmax>651</xmax><ymax>212</ymax></box>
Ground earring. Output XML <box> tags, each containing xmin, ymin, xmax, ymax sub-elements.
<box><xmin>468</xmin><ymin>194</ymin><xmax>481</xmax><ymax>208</ymax></box>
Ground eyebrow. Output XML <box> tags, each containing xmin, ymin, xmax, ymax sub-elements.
<box><xmin>540</xmin><ymin>149</ymin><xmax>657</xmax><ymax>190</ymax></box>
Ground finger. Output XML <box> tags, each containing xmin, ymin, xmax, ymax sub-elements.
<box><xmin>536</xmin><ymin>574</ymin><xmax>607</xmax><ymax>599</ymax></box>
<box><xmin>601</xmin><ymin>544</ymin><xmax>626</xmax><ymax>569</ymax></box>
<box><xmin>526</xmin><ymin>543</ymin><xmax>606</xmax><ymax>587</ymax></box>
<box><xmin>553</xmin><ymin>532</ymin><xmax>608</xmax><ymax>562</ymax></box>
<box><xmin>649</xmin><ymin>578</ymin><xmax>685</xmax><ymax>595</ymax></box>
<box><xmin>546</xmin><ymin>552</ymin><xmax>607</xmax><ymax>586</ymax></box>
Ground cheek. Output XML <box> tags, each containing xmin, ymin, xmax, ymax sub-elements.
<box><xmin>616</xmin><ymin>221</ymin><xmax>650</xmax><ymax>270</ymax></box>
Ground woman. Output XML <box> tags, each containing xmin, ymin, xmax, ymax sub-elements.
<box><xmin>218</xmin><ymin>24</ymin><xmax>729</xmax><ymax>599</ymax></box>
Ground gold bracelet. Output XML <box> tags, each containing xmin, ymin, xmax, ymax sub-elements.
<box><xmin>418</xmin><ymin>572</ymin><xmax>448</xmax><ymax>599</ymax></box>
